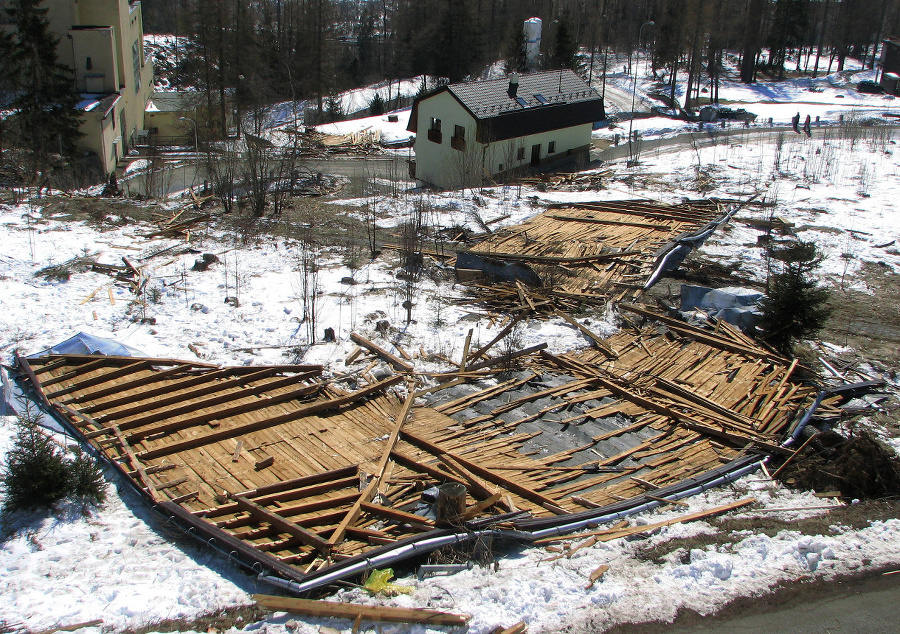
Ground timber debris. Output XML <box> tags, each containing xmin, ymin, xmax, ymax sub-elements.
<box><xmin>454</xmin><ymin>199</ymin><xmax>731</xmax><ymax>312</ymax></box>
<box><xmin>12</xmin><ymin>301</ymin><xmax>839</xmax><ymax>594</ymax></box>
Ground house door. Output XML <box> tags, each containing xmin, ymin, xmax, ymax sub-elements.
<box><xmin>531</xmin><ymin>143</ymin><xmax>541</xmax><ymax>166</ymax></box>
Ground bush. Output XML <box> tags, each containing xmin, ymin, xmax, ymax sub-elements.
<box><xmin>0</xmin><ymin>406</ymin><xmax>107</xmax><ymax>515</ymax></box>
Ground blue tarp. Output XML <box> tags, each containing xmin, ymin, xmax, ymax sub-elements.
<box><xmin>28</xmin><ymin>332</ymin><xmax>146</xmax><ymax>358</ymax></box>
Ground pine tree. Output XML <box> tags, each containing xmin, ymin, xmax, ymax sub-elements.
<box><xmin>0</xmin><ymin>405</ymin><xmax>71</xmax><ymax>514</ymax></box>
<box><xmin>369</xmin><ymin>92</ymin><xmax>385</xmax><ymax>116</ymax></box>
<box><xmin>504</xmin><ymin>24</ymin><xmax>528</xmax><ymax>74</ymax></box>
<box><xmin>758</xmin><ymin>241</ymin><xmax>832</xmax><ymax>355</ymax></box>
<box><xmin>2</xmin><ymin>0</ymin><xmax>83</xmax><ymax>178</ymax></box>
<box><xmin>551</xmin><ymin>20</ymin><xmax>579</xmax><ymax>71</ymax></box>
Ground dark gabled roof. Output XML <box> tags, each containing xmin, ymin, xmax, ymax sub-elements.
<box><xmin>449</xmin><ymin>69</ymin><xmax>600</xmax><ymax>118</ymax></box>
<box><xmin>407</xmin><ymin>70</ymin><xmax>605</xmax><ymax>142</ymax></box>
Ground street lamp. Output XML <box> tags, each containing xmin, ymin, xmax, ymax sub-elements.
<box><xmin>179</xmin><ymin>116</ymin><xmax>198</xmax><ymax>154</ymax></box>
<box><xmin>627</xmin><ymin>20</ymin><xmax>654</xmax><ymax>166</ymax></box>
<box><xmin>178</xmin><ymin>116</ymin><xmax>199</xmax><ymax>191</ymax></box>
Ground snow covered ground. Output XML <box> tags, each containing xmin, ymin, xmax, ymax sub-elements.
<box><xmin>3</xmin><ymin>55</ymin><xmax>900</xmax><ymax>634</ymax></box>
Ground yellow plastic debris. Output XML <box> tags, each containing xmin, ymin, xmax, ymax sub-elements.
<box><xmin>363</xmin><ymin>568</ymin><xmax>413</xmax><ymax>596</ymax></box>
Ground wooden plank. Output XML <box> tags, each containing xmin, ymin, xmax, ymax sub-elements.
<box><xmin>97</xmin><ymin>367</ymin><xmax>315</xmax><ymax>423</ymax></box>
<box><xmin>349</xmin><ymin>333</ymin><xmax>413</xmax><ymax>372</ymax></box>
<box><xmin>70</xmin><ymin>363</ymin><xmax>198</xmax><ymax>408</ymax></box>
<box><xmin>548</xmin><ymin>213</ymin><xmax>671</xmax><ymax>230</ymax></box>
<box><xmin>328</xmin><ymin>388</ymin><xmax>415</xmax><ymax>546</ymax></box>
<box><xmin>459</xmin><ymin>328</ymin><xmax>473</xmax><ymax>372</ymax></box>
<box><xmin>359</xmin><ymin>502</ymin><xmax>434</xmax><ymax>531</ymax></box>
<box><xmin>535</xmin><ymin>498</ymin><xmax>757</xmax><ymax>544</ymax></box>
<box><xmin>461</xmin><ymin>249</ymin><xmax>641</xmax><ymax>264</ymax></box>
<box><xmin>39</xmin><ymin>358</ymin><xmax>112</xmax><ymax>388</ymax></box>
<box><xmin>117</xmin><ymin>376</ymin><xmax>323</xmax><ymax>441</ymax></box>
<box><xmin>465</xmin><ymin>343</ymin><xmax>548</xmax><ymax>372</ymax></box>
<box><xmin>231</xmin><ymin>494</ymin><xmax>332</xmax><ymax>555</ymax></box>
<box><xmin>44</xmin><ymin>360</ymin><xmax>151</xmax><ymax>398</ymax></box>
<box><xmin>555</xmin><ymin>311</ymin><xmax>618</xmax><ymax>358</ymax></box>
<box><xmin>401</xmin><ymin>430</ymin><xmax>568</xmax><ymax>515</ymax></box>
<box><xmin>466</xmin><ymin>310</ymin><xmax>529</xmax><ymax>365</ymax></box>
<box><xmin>135</xmin><ymin>375</ymin><xmax>404</xmax><ymax>461</ymax></box>
<box><xmin>253</xmin><ymin>595</ymin><xmax>470</xmax><ymax>627</ymax></box>
<box><xmin>14</xmin><ymin>353</ymin><xmax>54</xmax><ymax>410</ymax></box>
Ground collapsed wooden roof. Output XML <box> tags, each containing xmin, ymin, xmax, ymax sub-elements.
<box><xmin>456</xmin><ymin>199</ymin><xmax>731</xmax><ymax>312</ymax></box>
<box><xmin>13</xmin><ymin>305</ymin><xmax>839</xmax><ymax>593</ymax></box>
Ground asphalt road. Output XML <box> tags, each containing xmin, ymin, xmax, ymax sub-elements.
<box><xmin>666</xmin><ymin>571</ymin><xmax>900</xmax><ymax>634</ymax></box>
<box><xmin>122</xmin><ymin>153</ymin><xmax>413</xmax><ymax>197</ymax></box>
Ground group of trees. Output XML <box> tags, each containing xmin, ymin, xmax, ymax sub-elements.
<box><xmin>138</xmin><ymin>0</ymin><xmax>900</xmax><ymax>123</ymax></box>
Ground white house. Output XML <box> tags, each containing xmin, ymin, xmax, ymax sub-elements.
<box><xmin>406</xmin><ymin>70</ymin><xmax>605</xmax><ymax>189</ymax></box>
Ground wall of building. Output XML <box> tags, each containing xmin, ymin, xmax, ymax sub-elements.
<box><xmin>44</xmin><ymin>0</ymin><xmax>154</xmax><ymax>173</ymax></box>
<box><xmin>412</xmin><ymin>91</ymin><xmax>592</xmax><ymax>189</ymax></box>
<box><xmin>70</xmin><ymin>28</ymin><xmax>118</xmax><ymax>93</ymax></box>
<box><xmin>411</xmin><ymin>90</ymin><xmax>474</xmax><ymax>189</ymax></box>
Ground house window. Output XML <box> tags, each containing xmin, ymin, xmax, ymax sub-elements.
<box><xmin>132</xmin><ymin>41</ymin><xmax>141</xmax><ymax>93</ymax></box>
<box><xmin>451</xmin><ymin>125</ymin><xmax>466</xmax><ymax>151</ymax></box>
<box><xmin>516</xmin><ymin>147</ymin><xmax>525</xmax><ymax>161</ymax></box>
<box><xmin>548</xmin><ymin>141</ymin><xmax>556</xmax><ymax>154</ymax></box>
<box><xmin>86</xmin><ymin>57</ymin><xmax>92</xmax><ymax>70</ymax></box>
<box><xmin>427</xmin><ymin>117</ymin><xmax>442</xmax><ymax>143</ymax></box>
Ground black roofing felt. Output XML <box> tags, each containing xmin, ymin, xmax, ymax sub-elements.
<box><xmin>407</xmin><ymin>69</ymin><xmax>605</xmax><ymax>140</ymax></box>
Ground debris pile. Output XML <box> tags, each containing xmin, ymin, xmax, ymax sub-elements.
<box><xmin>778</xmin><ymin>430</ymin><xmax>900</xmax><ymax>499</ymax></box>
<box><xmin>455</xmin><ymin>199</ymin><xmax>732</xmax><ymax>312</ymax></box>
<box><xmin>13</xmin><ymin>302</ymin><xmax>838</xmax><ymax>594</ymax></box>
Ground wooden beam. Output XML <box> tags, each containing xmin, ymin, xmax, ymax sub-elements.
<box><xmin>548</xmin><ymin>213</ymin><xmax>671</xmax><ymax>230</ymax></box>
<box><xmin>135</xmin><ymin>375</ymin><xmax>404</xmax><ymax>461</ymax></box>
<box><xmin>359</xmin><ymin>501</ymin><xmax>434</xmax><ymax>531</ymax></box>
<box><xmin>95</xmin><ymin>367</ymin><xmax>311</xmax><ymax>423</ymax></box>
<box><xmin>618</xmin><ymin>303</ymin><xmax>787</xmax><ymax>362</ymax></box>
<box><xmin>14</xmin><ymin>352</ymin><xmax>53</xmax><ymax>410</ymax></box>
<box><xmin>535</xmin><ymin>498</ymin><xmax>757</xmax><ymax>544</ymax></box>
<box><xmin>401</xmin><ymin>430</ymin><xmax>569</xmax><ymax>515</ymax></box>
<box><xmin>465</xmin><ymin>343</ymin><xmax>548</xmax><ymax>372</ymax></box>
<box><xmin>349</xmin><ymin>333</ymin><xmax>413</xmax><ymax>373</ymax></box>
<box><xmin>253</xmin><ymin>595</ymin><xmax>470</xmax><ymax>627</ymax></box>
<box><xmin>465</xmin><ymin>310</ymin><xmax>529</xmax><ymax>365</ymax></box>
<box><xmin>328</xmin><ymin>386</ymin><xmax>415</xmax><ymax>546</ymax></box>
<box><xmin>44</xmin><ymin>360</ymin><xmax>151</xmax><ymax>398</ymax></box>
<box><xmin>115</xmin><ymin>373</ymin><xmax>322</xmax><ymax>440</ymax></box>
<box><xmin>390</xmin><ymin>449</ymin><xmax>467</xmax><ymax>485</ymax></box>
<box><xmin>554</xmin><ymin>311</ymin><xmax>618</xmax><ymax>358</ymax></box>
<box><xmin>231</xmin><ymin>494</ymin><xmax>332</xmax><ymax>555</ymax></box>
<box><xmin>69</xmin><ymin>363</ymin><xmax>197</xmax><ymax>408</ymax></box>
<box><xmin>41</xmin><ymin>353</ymin><xmax>219</xmax><ymax>368</ymax></box>
<box><xmin>39</xmin><ymin>358</ymin><xmax>113</xmax><ymax>388</ymax></box>
<box><xmin>461</xmin><ymin>249</ymin><xmax>641</xmax><ymax>265</ymax></box>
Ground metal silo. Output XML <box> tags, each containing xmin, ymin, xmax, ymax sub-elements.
<box><xmin>524</xmin><ymin>17</ymin><xmax>542</xmax><ymax>69</ymax></box>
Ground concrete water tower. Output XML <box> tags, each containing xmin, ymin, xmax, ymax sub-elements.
<box><xmin>524</xmin><ymin>17</ymin><xmax>542</xmax><ymax>70</ymax></box>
